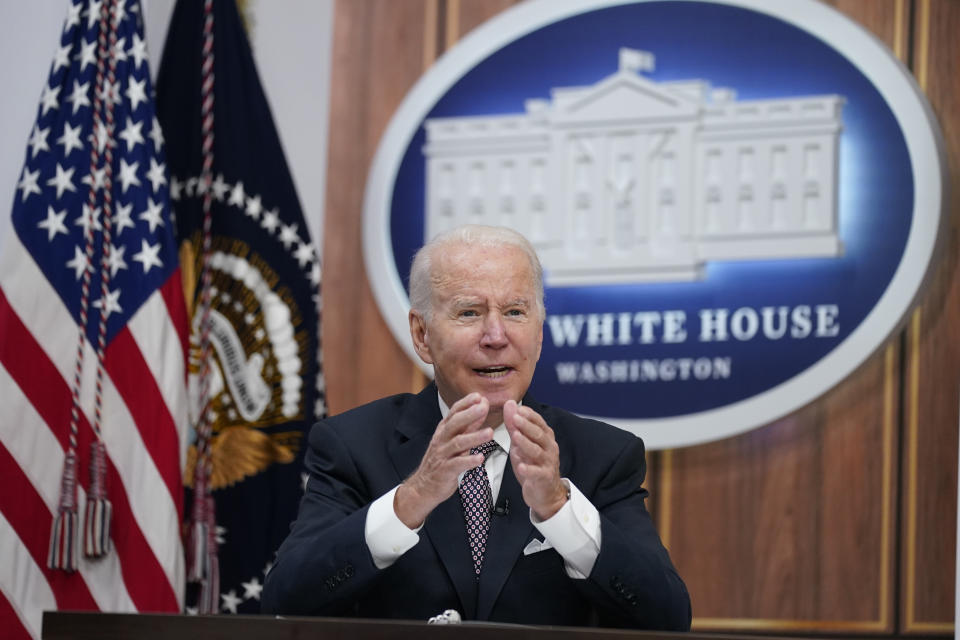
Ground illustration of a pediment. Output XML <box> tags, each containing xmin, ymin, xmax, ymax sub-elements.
<box><xmin>551</xmin><ymin>72</ymin><xmax>700</xmax><ymax>123</ymax></box>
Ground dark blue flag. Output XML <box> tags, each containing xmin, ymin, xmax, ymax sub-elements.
<box><xmin>155</xmin><ymin>0</ymin><xmax>326</xmax><ymax>615</ymax></box>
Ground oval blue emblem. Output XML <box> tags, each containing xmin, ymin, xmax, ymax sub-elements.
<box><xmin>363</xmin><ymin>0</ymin><xmax>946</xmax><ymax>448</ymax></box>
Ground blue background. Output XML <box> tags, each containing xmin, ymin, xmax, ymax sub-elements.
<box><xmin>389</xmin><ymin>1</ymin><xmax>912</xmax><ymax>419</ymax></box>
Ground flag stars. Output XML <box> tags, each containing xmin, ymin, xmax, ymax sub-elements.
<box><xmin>309</xmin><ymin>262</ymin><xmax>321</xmax><ymax>286</ymax></box>
<box><xmin>111</xmin><ymin>36</ymin><xmax>127</xmax><ymax>63</ymax></box>
<box><xmin>220</xmin><ymin>590</ymin><xmax>241</xmax><ymax>615</ymax></box>
<box><xmin>228</xmin><ymin>181</ymin><xmax>246</xmax><ymax>208</ymax></box>
<box><xmin>97</xmin><ymin>78</ymin><xmax>121</xmax><ymax>107</ymax></box>
<box><xmin>148</xmin><ymin>115</ymin><xmax>164</xmax><ymax>149</ymax></box>
<box><xmin>261</xmin><ymin>208</ymin><xmax>280</xmax><ymax>233</ymax></box>
<box><xmin>77</xmin><ymin>38</ymin><xmax>97</xmax><ymax>71</ymax></box>
<box><xmin>75</xmin><ymin>204</ymin><xmax>103</xmax><ymax>236</ymax></box>
<box><xmin>113</xmin><ymin>202</ymin><xmax>135</xmax><ymax>236</ymax></box>
<box><xmin>278</xmin><ymin>223</ymin><xmax>299</xmax><ymax>249</ymax></box>
<box><xmin>111</xmin><ymin>0</ymin><xmax>126</xmax><ymax>24</ymax></box>
<box><xmin>82</xmin><ymin>166</ymin><xmax>106</xmax><ymax>192</ymax></box>
<box><xmin>211</xmin><ymin>174</ymin><xmax>229</xmax><ymax>201</ymax></box>
<box><xmin>17</xmin><ymin>168</ymin><xmax>41</xmax><ymax>202</ymax></box>
<box><xmin>245</xmin><ymin>195</ymin><xmax>262</xmax><ymax>219</ymax></box>
<box><xmin>128</xmin><ymin>33</ymin><xmax>148</xmax><ymax>70</ymax></box>
<box><xmin>92</xmin><ymin>120</ymin><xmax>114</xmax><ymax>153</ymax></box>
<box><xmin>118</xmin><ymin>117</ymin><xmax>144</xmax><ymax>151</ymax></box>
<box><xmin>66</xmin><ymin>246</ymin><xmax>90</xmax><ymax>280</ymax></box>
<box><xmin>118</xmin><ymin>158</ymin><xmax>141</xmax><ymax>193</ymax></box>
<box><xmin>133</xmin><ymin>239</ymin><xmax>163</xmax><ymax>273</ymax></box>
<box><xmin>67</xmin><ymin>80</ymin><xmax>91</xmax><ymax>114</ymax></box>
<box><xmin>28</xmin><ymin>125</ymin><xmax>50</xmax><ymax>158</ymax></box>
<box><xmin>64</xmin><ymin>2</ymin><xmax>82</xmax><ymax>32</ymax></box>
<box><xmin>126</xmin><ymin>76</ymin><xmax>148</xmax><ymax>111</ymax></box>
<box><xmin>138</xmin><ymin>197</ymin><xmax>164</xmax><ymax>232</ymax></box>
<box><xmin>40</xmin><ymin>83</ymin><xmax>61</xmax><ymax>116</ymax></box>
<box><xmin>52</xmin><ymin>43</ymin><xmax>71</xmax><ymax>73</ymax></box>
<box><xmin>58</xmin><ymin>121</ymin><xmax>83</xmax><ymax>156</ymax></box>
<box><xmin>107</xmin><ymin>243</ymin><xmax>128</xmax><ymax>276</ymax></box>
<box><xmin>93</xmin><ymin>288</ymin><xmax>122</xmax><ymax>318</ymax></box>
<box><xmin>146</xmin><ymin>158</ymin><xmax>167</xmax><ymax>192</ymax></box>
<box><xmin>85</xmin><ymin>0</ymin><xmax>103</xmax><ymax>29</ymax></box>
<box><xmin>294</xmin><ymin>242</ymin><xmax>315</xmax><ymax>267</ymax></box>
<box><xmin>47</xmin><ymin>163</ymin><xmax>77</xmax><ymax>199</ymax></box>
<box><xmin>241</xmin><ymin>578</ymin><xmax>263</xmax><ymax>601</ymax></box>
<box><xmin>38</xmin><ymin>206</ymin><xmax>69</xmax><ymax>242</ymax></box>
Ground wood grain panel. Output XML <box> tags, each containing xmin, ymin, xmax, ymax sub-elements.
<box><xmin>664</xmin><ymin>345</ymin><xmax>896</xmax><ymax>631</ymax></box>
<box><xmin>323</xmin><ymin>1</ymin><xmax>432</xmax><ymax>414</ymax></box>
<box><xmin>902</xmin><ymin>0</ymin><xmax>960</xmax><ymax>632</ymax></box>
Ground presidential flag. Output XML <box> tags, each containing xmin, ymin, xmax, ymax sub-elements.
<box><xmin>0</xmin><ymin>1</ymin><xmax>188</xmax><ymax>638</ymax></box>
<box><xmin>156</xmin><ymin>0</ymin><xmax>326</xmax><ymax>615</ymax></box>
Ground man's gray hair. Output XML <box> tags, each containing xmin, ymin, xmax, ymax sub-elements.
<box><xmin>409</xmin><ymin>225</ymin><xmax>545</xmax><ymax>321</ymax></box>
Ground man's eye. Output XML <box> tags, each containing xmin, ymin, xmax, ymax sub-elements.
<box><xmin>506</xmin><ymin>309</ymin><xmax>525</xmax><ymax>317</ymax></box>
<box><xmin>459</xmin><ymin>310</ymin><xmax>478</xmax><ymax>318</ymax></box>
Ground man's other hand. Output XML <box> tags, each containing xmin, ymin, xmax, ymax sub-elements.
<box><xmin>394</xmin><ymin>393</ymin><xmax>494</xmax><ymax>528</ymax></box>
<box><xmin>504</xmin><ymin>400</ymin><xmax>567</xmax><ymax>520</ymax></box>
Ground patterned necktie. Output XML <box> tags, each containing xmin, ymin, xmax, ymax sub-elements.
<box><xmin>458</xmin><ymin>440</ymin><xmax>499</xmax><ymax>578</ymax></box>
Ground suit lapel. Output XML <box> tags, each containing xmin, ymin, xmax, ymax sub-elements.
<box><xmin>387</xmin><ymin>385</ymin><xmax>478</xmax><ymax>619</ymax></box>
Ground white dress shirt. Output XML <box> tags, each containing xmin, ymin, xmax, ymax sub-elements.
<box><xmin>364</xmin><ymin>394</ymin><xmax>602</xmax><ymax>579</ymax></box>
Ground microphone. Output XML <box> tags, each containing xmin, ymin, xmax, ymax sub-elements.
<box><xmin>492</xmin><ymin>497</ymin><xmax>509</xmax><ymax>517</ymax></box>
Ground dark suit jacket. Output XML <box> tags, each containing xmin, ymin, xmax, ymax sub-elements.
<box><xmin>261</xmin><ymin>384</ymin><xmax>691</xmax><ymax>630</ymax></box>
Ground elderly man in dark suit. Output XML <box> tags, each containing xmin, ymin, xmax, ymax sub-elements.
<box><xmin>261</xmin><ymin>225</ymin><xmax>690</xmax><ymax>629</ymax></box>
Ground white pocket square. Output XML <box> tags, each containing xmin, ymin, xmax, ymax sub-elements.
<box><xmin>522</xmin><ymin>538</ymin><xmax>554</xmax><ymax>556</ymax></box>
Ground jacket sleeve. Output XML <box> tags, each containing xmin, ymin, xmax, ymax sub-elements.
<box><xmin>261</xmin><ymin>420</ymin><xmax>382</xmax><ymax>616</ymax></box>
<box><xmin>574</xmin><ymin>436</ymin><xmax>692</xmax><ymax>630</ymax></box>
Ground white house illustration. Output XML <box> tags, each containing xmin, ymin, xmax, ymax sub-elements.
<box><xmin>422</xmin><ymin>48</ymin><xmax>845</xmax><ymax>285</ymax></box>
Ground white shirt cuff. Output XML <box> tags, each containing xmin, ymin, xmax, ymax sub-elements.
<box><xmin>364</xmin><ymin>485</ymin><xmax>421</xmax><ymax>570</ymax></box>
<box><xmin>530</xmin><ymin>479</ymin><xmax>601</xmax><ymax>579</ymax></box>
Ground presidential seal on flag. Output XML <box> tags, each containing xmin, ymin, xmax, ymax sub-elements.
<box><xmin>156</xmin><ymin>0</ymin><xmax>325</xmax><ymax>615</ymax></box>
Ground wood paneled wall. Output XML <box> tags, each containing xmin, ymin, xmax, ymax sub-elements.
<box><xmin>321</xmin><ymin>0</ymin><xmax>959</xmax><ymax>634</ymax></box>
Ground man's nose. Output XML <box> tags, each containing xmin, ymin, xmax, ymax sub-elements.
<box><xmin>480</xmin><ymin>314</ymin><xmax>508</xmax><ymax>348</ymax></box>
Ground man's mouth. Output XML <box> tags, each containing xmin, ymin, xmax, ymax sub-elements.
<box><xmin>474</xmin><ymin>366</ymin><xmax>512</xmax><ymax>378</ymax></box>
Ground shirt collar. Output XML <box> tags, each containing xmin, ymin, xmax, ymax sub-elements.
<box><xmin>437</xmin><ymin>392</ymin><xmax>512</xmax><ymax>454</ymax></box>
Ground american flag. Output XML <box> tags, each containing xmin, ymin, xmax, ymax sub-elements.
<box><xmin>0</xmin><ymin>1</ymin><xmax>187</xmax><ymax>638</ymax></box>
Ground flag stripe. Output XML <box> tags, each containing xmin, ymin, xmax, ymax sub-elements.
<box><xmin>106</xmin><ymin>328</ymin><xmax>183</xmax><ymax>518</ymax></box>
<box><xmin>0</xmin><ymin>361</ymin><xmax>138</xmax><ymax>614</ymax></box>
<box><xmin>0</xmin><ymin>442</ymin><xmax>99</xmax><ymax>611</ymax></box>
<box><xmin>0</xmin><ymin>587</ymin><xmax>32</xmax><ymax>640</ymax></box>
<box><xmin>159</xmin><ymin>267</ymin><xmax>191</xmax><ymax>379</ymax></box>
<box><xmin>0</xmin><ymin>510</ymin><xmax>56</xmax><ymax>640</ymax></box>
<box><xmin>0</xmin><ymin>289</ymin><xmax>181</xmax><ymax>612</ymax></box>
<box><xmin>129</xmin><ymin>277</ymin><xmax>191</xmax><ymax>470</ymax></box>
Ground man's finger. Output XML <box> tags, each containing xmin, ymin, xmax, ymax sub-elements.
<box><xmin>440</xmin><ymin>396</ymin><xmax>489</xmax><ymax>437</ymax></box>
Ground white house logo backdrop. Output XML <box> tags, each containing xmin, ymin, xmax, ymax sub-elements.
<box><xmin>364</xmin><ymin>0</ymin><xmax>945</xmax><ymax>448</ymax></box>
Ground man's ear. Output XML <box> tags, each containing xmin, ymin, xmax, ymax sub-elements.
<box><xmin>409</xmin><ymin>310</ymin><xmax>434</xmax><ymax>365</ymax></box>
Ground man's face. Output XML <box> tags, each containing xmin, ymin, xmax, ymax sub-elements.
<box><xmin>410</xmin><ymin>242</ymin><xmax>543</xmax><ymax>426</ymax></box>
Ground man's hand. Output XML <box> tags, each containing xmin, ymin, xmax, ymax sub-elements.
<box><xmin>394</xmin><ymin>393</ymin><xmax>493</xmax><ymax>528</ymax></box>
<box><xmin>504</xmin><ymin>400</ymin><xmax>567</xmax><ymax>520</ymax></box>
